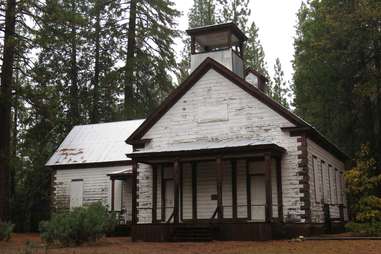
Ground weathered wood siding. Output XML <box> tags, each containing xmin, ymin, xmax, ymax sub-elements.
<box><xmin>306</xmin><ymin>138</ymin><xmax>348</xmax><ymax>222</ymax></box>
<box><xmin>54</xmin><ymin>165</ymin><xmax>132</xmax><ymax>212</ymax></box>
<box><xmin>136</xmin><ymin>69</ymin><xmax>306</xmax><ymax>222</ymax></box>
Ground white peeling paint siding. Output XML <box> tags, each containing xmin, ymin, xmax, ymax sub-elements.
<box><xmin>54</xmin><ymin>165</ymin><xmax>132</xmax><ymax>212</ymax></box>
<box><xmin>136</xmin><ymin>69</ymin><xmax>307</xmax><ymax>222</ymax></box>
<box><xmin>136</xmin><ymin>163</ymin><xmax>153</xmax><ymax>224</ymax></box>
<box><xmin>307</xmin><ymin>138</ymin><xmax>347</xmax><ymax>222</ymax></box>
<box><xmin>182</xmin><ymin>163</ymin><xmax>193</xmax><ymax>220</ymax></box>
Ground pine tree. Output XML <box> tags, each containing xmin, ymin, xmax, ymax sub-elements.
<box><xmin>122</xmin><ymin>0</ymin><xmax>180</xmax><ymax>119</ymax></box>
<box><xmin>293</xmin><ymin>0</ymin><xmax>381</xmax><ymax>166</ymax></box>
<box><xmin>271</xmin><ymin>58</ymin><xmax>289</xmax><ymax>108</ymax></box>
<box><xmin>244</xmin><ymin>22</ymin><xmax>268</xmax><ymax>78</ymax></box>
<box><xmin>0</xmin><ymin>0</ymin><xmax>17</xmax><ymax>221</ymax></box>
<box><xmin>217</xmin><ymin>0</ymin><xmax>250</xmax><ymax>32</ymax></box>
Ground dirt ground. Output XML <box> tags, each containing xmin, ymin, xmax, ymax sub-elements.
<box><xmin>1</xmin><ymin>234</ymin><xmax>380</xmax><ymax>254</ymax></box>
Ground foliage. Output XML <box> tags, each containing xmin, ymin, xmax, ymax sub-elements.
<box><xmin>271</xmin><ymin>58</ymin><xmax>290</xmax><ymax>108</ymax></box>
<box><xmin>0</xmin><ymin>220</ymin><xmax>14</xmax><ymax>241</ymax></box>
<box><xmin>344</xmin><ymin>144</ymin><xmax>381</xmax><ymax>223</ymax></box>
<box><xmin>217</xmin><ymin>0</ymin><xmax>251</xmax><ymax>32</ymax></box>
<box><xmin>244</xmin><ymin>22</ymin><xmax>268</xmax><ymax>80</ymax></box>
<box><xmin>293</xmin><ymin>0</ymin><xmax>381</xmax><ymax>165</ymax></box>
<box><xmin>346</xmin><ymin>221</ymin><xmax>381</xmax><ymax>237</ymax></box>
<box><xmin>39</xmin><ymin>202</ymin><xmax>116</xmax><ymax>246</ymax></box>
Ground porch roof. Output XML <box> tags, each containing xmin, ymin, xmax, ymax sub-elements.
<box><xmin>107</xmin><ymin>168</ymin><xmax>132</xmax><ymax>179</ymax></box>
<box><xmin>127</xmin><ymin>142</ymin><xmax>285</xmax><ymax>161</ymax></box>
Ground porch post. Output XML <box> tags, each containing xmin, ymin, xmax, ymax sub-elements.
<box><xmin>131</xmin><ymin>160</ymin><xmax>138</xmax><ymax>224</ymax></box>
<box><xmin>111</xmin><ymin>178</ymin><xmax>115</xmax><ymax>211</ymax></box>
<box><xmin>173</xmin><ymin>159</ymin><xmax>180</xmax><ymax>224</ymax></box>
<box><xmin>152</xmin><ymin>164</ymin><xmax>157</xmax><ymax>223</ymax></box>
<box><xmin>216</xmin><ymin>156</ymin><xmax>223</xmax><ymax>221</ymax></box>
<box><xmin>276</xmin><ymin>158</ymin><xmax>284</xmax><ymax>222</ymax></box>
<box><xmin>264</xmin><ymin>153</ymin><xmax>273</xmax><ymax>222</ymax></box>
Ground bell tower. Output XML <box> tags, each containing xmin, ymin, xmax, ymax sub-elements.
<box><xmin>186</xmin><ymin>23</ymin><xmax>247</xmax><ymax>78</ymax></box>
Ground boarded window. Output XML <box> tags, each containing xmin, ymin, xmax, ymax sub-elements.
<box><xmin>312</xmin><ymin>156</ymin><xmax>322</xmax><ymax>203</ymax></box>
<box><xmin>70</xmin><ymin>179</ymin><xmax>83</xmax><ymax>209</ymax></box>
<box><xmin>336</xmin><ymin>169</ymin><xmax>341</xmax><ymax>204</ymax></box>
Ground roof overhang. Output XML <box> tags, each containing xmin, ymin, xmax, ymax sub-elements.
<box><xmin>107</xmin><ymin>168</ymin><xmax>132</xmax><ymax>180</ymax></box>
<box><xmin>186</xmin><ymin>23</ymin><xmax>248</xmax><ymax>43</ymax></box>
<box><xmin>127</xmin><ymin>144</ymin><xmax>286</xmax><ymax>163</ymax></box>
<box><xmin>281</xmin><ymin>127</ymin><xmax>349</xmax><ymax>162</ymax></box>
<box><xmin>47</xmin><ymin>160</ymin><xmax>132</xmax><ymax>170</ymax></box>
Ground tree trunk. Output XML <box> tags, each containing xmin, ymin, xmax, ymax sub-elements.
<box><xmin>91</xmin><ymin>0</ymin><xmax>101</xmax><ymax>123</ymax></box>
<box><xmin>0</xmin><ymin>0</ymin><xmax>17</xmax><ymax>221</ymax></box>
<box><xmin>124</xmin><ymin>0</ymin><xmax>137</xmax><ymax>119</ymax></box>
<box><xmin>69</xmin><ymin>0</ymin><xmax>80</xmax><ymax>127</ymax></box>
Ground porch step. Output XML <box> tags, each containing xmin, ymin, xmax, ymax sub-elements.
<box><xmin>172</xmin><ymin>226</ymin><xmax>213</xmax><ymax>242</ymax></box>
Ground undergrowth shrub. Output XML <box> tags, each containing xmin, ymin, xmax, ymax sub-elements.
<box><xmin>346</xmin><ymin>221</ymin><xmax>381</xmax><ymax>236</ymax></box>
<box><xmin>39</xmin><ymin>202</ymin><xmax>116</xmax><ymax>246</ymax></box>
<box><xmin>0</xmin><ymin>220</ymin><xmax>14</xmax><ymax>241</ymax></box>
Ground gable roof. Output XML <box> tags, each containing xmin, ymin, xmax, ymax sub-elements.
<box><xmin>46</xmin><ymin>119</ymin><xmax>144</xmax><ymax>168</ymax></box>
<box><xmin>126</xmin><ymin>57</ymin><xmax>348</xmax><ymax>161</ymax></box>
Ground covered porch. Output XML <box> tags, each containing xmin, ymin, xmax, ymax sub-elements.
<box><xmin>128</xmin><ymin>143</ymin><xmax>285</xmax><ymax>241</ymax></box>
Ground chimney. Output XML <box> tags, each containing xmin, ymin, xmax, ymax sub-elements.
<box><xmin>244</xmin><ymin>68</ymin><xmax>268</xmax><ymax>93</ymax></box>
<box><xmin>186</xmin><ymin>23</ymin><xmax>247</xmax><ymax>78</ymax></box>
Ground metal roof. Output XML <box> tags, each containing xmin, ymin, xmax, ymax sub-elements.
<box><xmin>46</xmin><ymin>119</ymin><xmax>145</xmax><ymax>167</ymax></box>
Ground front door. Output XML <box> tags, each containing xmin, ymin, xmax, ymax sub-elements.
<box><xmin>251</xmin><ymin>175</ymin><xmax>266</xmax><ymax>221</ymax></box>
<box><xmin>164</xmin><ymin>179</ymin><xmax>174</xmax><ymax>221</ymax></box>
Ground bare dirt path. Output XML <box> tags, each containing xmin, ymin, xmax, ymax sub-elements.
<box><xmin>1</xmin><ymin>234</ymin><xmax>380</xmax><ymax>254</ymax></box>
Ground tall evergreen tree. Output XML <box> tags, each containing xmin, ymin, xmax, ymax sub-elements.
<box><xmin>293</xmin><ymin>0</ymin><xmax>381</xmax><ymax>166</ymax></box>
<box><xmin>244</xmin><ymin>21</ymin><xmax>268</xmax><ymax>78</ymax></box>
<box><xmin>122</xmin><ymin>0</ymin><xmax>180</xmax><ymax>119</ymax></box>
<box><xmin>0</xmin><ymin>0</ymin><xmax>17</xmax><ymax>221</ymax></box>
<box><xmin>217</xmin><ymin>0</ymin><xmax>250</xmax><ymax>32</ymax></box>
<box><xmin>271</xmin><ymin>58</ymin><xmax>289</xmax><ymax>108</ymax></box>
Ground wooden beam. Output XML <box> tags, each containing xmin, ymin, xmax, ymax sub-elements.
<box><xmin>173</xmin><ymin>159</ymin><xmax>180</xmax><ymax>223</ymax></box>
<box><xmin>192</xmin><ymin>161</ymin><xmax>197</xmax><ymax>221</ymax></box>
<box><xmin>131</xmin><ymin>160</ymin><xmax>138</xmax><ymax>224</ymax></box>
<box><xmin>111</xmin><ymin>179</ymin><xmax>115</xmax><ymax>211</ymax></box>
<box><xmin>264</xmin><ymin>154</ymin><xmax>273</xmax><ymax>222</ymax></box>
<box><xmin>276</xmin><ymin>158</ymin><xmax>283</xmax><ymax>222</ymax></box>
<box><xmin>246</xmin><ymin>160</ymin><xmax>251</xmax><ymax>220</ymax></box>
<box><xmin>216</xmin><ymin>156</ymin><xmax>223</xmax><ymax>221</ymax></box>
<box><xmin>231</xmin><ymin>159</ymin><xmax>237</xmax><ymax>220</ymax></box>
<box><xmin>152</xmin><ymin>164</ymin><xmax>157</xmax><ymax>223</ymax></box>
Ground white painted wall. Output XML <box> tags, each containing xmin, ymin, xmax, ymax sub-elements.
<box><xmin>54</xmin><ymin>165</ymin><xmax>132</xmax><ymax>217</ymax></box>
<box><xmin>190</xmin><ymin>48</ymin><xmax>243</xmax><ymax>77</ymax></box>
<box><xmin>137</xmin><ymin>69</ymin><xmax>306</xmax><ymax>222</ymax></box>
<box><xmin>307</xmin><ymin>138</ymin><xmax>347</xmax><ymax>222</ymax></box>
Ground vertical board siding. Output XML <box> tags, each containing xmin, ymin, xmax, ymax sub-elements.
<box><xmin>196</xmin><ymin>161</ymin><xmax>217</xmax><ymax>219</ymax></box>
<box><xmin>182</xmin><ymin>163</ymin><xmax>193</xmax><ymax>220</ymax></box>
<box><xmin>222</xmin><ymin>160</ymin><xmax>233</xmax><ymax>218</ymax></box>
<box><xmin>236</xmin><ymin>160</ymin><xmax>248</xmax><ymax>218</ymax></box>
<box><xmin>137</xmin><ymin>163</ymin><xmax>153</xmax><ymax>224</ymax></box>
<box><xmin>54</xmin><ymin>165</ymin><xmax>132</xmax><ymax>211</ymax></box>
<box><xmin>307</xmin><ymin>138</ymin><xmax>347</xmax><ymax>222</ymax></box>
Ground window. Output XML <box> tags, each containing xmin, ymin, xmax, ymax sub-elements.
<box><xmin>312</xmin><ymin>155</ymin><xmax>322</xmax><ymax>203</ymax></box>
<box><xmin>320</xmin><ymin>160</ymin><xmax>325</xmax><ymax>203</ymax></box>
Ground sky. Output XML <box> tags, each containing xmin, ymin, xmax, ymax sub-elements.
<box><xmin>173</xmin><ymin>0</ymin><xmax>303</xmax><ymax>83</ymax></box>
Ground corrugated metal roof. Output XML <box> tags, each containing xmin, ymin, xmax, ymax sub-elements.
<box><xmin>46</xmin><ymin>119</ymin><xmax>145</xmax><ymax>166</ymax></box>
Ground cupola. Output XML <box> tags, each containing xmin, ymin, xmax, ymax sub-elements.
<box><xmin>186</xmin><ymin>23</ymin><xmax>247</xmax><ymax>78</ymax></box>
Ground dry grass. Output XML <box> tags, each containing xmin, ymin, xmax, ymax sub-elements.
<box><xmin>1</xmin><ymin>233</ymin><xmax>380</xmax><ymax>254</ymax></box>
